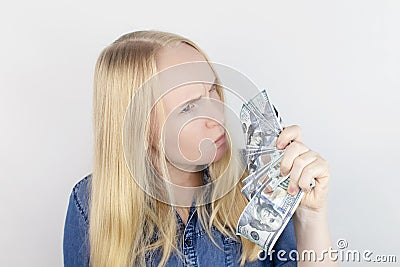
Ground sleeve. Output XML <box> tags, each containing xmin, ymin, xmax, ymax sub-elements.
<box><xmin>63</xmin><ymin>188</ymin><xmax>90</xmax><ymax>267</ymax></box>
<box><xmin>271</xmin><ymin>217</ymin><xmax>297</xmax><ymax>266</ymax></box>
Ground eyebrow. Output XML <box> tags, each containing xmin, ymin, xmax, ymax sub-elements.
<box><xmin>178</xmin><ymin>78</ymin><xmax>218</xmax><ymax>108</ymax></box>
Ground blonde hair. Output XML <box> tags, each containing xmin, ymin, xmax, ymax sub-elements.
<box><xmin>90</xmin><ymin>30</ymin><xmax>260</xmax><ymax>267</ymax></box>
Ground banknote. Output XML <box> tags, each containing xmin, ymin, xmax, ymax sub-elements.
<box><xmin>236</xmin><ymin>89</ymin><xmax>314</xmax><ymax>254</ymax></box>
<box><xmin>240</xmin><ymin>89</ymin><xmax>284</xmax><ymax>196</ymax></box>
<box><xmin>237</xmin><ymin>177</ymin><xmax>304</xmax><ymax>254</ymax></box>
<box><xmin>241</xmin><ymin>149</ymin><xmax>285</xmax><ymax>199</ymax></box>
<box><xmin>247</xmin><ymin>90</ymin><xmax>283</xmax><ymax>134</ymax></box>
<box><xmin>240</xmin><ymin>103</ymin><xmax>279</xmax><ymax>150</ymax></box>
<box><xmin>240</xmin><ymin>115</ymin><xmax>279</xmax><ymax>177</ymax></box>
<box><xmin>240</xmin><ymin>90</ymin><xmax>283</xmax><ymax>173</ymax></box>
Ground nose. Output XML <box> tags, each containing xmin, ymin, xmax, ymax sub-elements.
<box><xmin>204</xmin><ymin>98</ymin><xmax>225</xmax><ymax>128</ymax></box>
<box><xmin>206</xmin><ymin>117</ymin><xmax>225</xmax><ymax>128</ymax></box>
<box><xmin>205</xmin><ymin>107</ymin><xmax>225</xmax><ymax>128</ymax></box>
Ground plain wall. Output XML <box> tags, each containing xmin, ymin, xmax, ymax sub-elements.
<box><xmin>1</xmin><ymin>0</ymin><xmax>399</xmax><ymax>266</ymax></box>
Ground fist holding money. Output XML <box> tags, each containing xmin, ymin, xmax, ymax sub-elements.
<box><xmin>236</xmin><ymin>90</ymin><xmax>332</xmax><ymax>255</ymax></box>
<box><xmin>277</xmin><ymin>125</ymin><xmax>330</xmax><ymax>212</ymax></box>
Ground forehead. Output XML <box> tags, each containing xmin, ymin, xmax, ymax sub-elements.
<box><xmin>155</xmin><ymin>42</ymin><xmax>216</xmax><ymax>110</ymax></box>
<box><xmin>156</xmin><ymin>42</ymin><xmax>206</xmax><ymax>70</ymax></box>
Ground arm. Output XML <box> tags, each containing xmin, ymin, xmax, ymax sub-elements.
<box><xmin>277</xmin><ymin>125</ymin><xmax>339</xmax><ymax>266</ymax></box>
<box><xmin>293</xmin><ymin>206</ymin><xmax>337</xmax><ymax>266</ymax></box>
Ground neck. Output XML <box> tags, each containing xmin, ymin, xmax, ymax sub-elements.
<box><xmin>164</xmin><ymin>162</ymin><xmax>207</xmax><ymax>207</ymax></box>
<box><xmin>166</xmin><ymin>162</ymin><xmax>204</xmax><ymax>187</ymax></box>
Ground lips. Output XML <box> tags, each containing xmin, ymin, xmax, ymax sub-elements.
<box><xmin>214</xmin><ymin>133</ymin><xmax>226</xmax><ymax>146</ymax></box>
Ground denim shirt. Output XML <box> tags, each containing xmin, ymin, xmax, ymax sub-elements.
<box><xmin>63</xmin><ymin>173</ymin><xmax>297</xmax><ymax>266</ymax></box>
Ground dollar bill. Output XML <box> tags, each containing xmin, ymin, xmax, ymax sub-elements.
<box><xmin>241</xmin><ymin>114</ymin><xmax>280</xmax><ymax>177</ymax></box>
<box><xmin>247</xmin><ymin>90</ymin><xmax>283</xmax><ymax>134</ymax></box>
<box><xmin>236</xmin><ymin>89</ymin><xmax>313</xmax><ymax>254</ymax></box>
<box><xmin>240</xmin><ymin>103</ymin><xmax>279</xmax><ymax>148</ymax></box>
<box><xmin>237</xmin><ymin>177</ymin><xmax>304</xmax><ymax>254</ymax></box>
<box><xmin>241</xmin><ymin>149</ymin><xmax>285</xmax><ymax>199</ymax></box>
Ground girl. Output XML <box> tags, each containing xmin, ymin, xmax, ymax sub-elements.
<box><xmin>63</xmin><ymin>30</ymin><xmax>338</xmax><ymax>267</ymax></box>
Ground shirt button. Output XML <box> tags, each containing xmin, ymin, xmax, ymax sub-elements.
<box><xmin>184</xmin><ymin>238</ymin><xmax>192</xmax><ymax>246</ymax></box>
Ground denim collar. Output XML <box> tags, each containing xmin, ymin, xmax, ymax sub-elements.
<box><xmin>174</xmin><ymin>167</ymin><xmax>211</xmax><ymax>230</ymax></box>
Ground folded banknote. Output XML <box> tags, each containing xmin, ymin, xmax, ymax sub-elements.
<box><xmin>236</xmin><ymin>89</ymin><xmax>314</xmax><ymax>254</ymax></box>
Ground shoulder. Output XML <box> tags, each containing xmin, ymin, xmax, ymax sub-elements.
<box><xmin>63</xmin><ymin>174</ymin><xmax>92</xmax><ymax>266</ymax></box>
<box><xmin>68</xmin><ymin>173</ymin><xmax>92</xmax><ymax>225</ymax></box>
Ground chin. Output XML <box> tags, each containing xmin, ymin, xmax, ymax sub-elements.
<box><xmin>211</xmin><ymin>143</ymin><xmax>228</xmax><ymax>163</ymax></box>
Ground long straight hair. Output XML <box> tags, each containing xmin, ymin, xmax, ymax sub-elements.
<box><xmin>90</xmin><ymin>30</ymin><xmax>260</xmax><ymax>267</ymax></box>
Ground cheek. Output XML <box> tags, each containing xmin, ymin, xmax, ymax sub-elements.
<box><xmin>163</xmin><ymin>119</ymin><xmax>226</xmax><ymax>164</ymax></box>
<box><xmin>162</xmin><ymin>119</ymin><xmax>205</xmax><ymax>162</ymax></box>
<box><xmin>178</xmin><ymin>121</ymin><xmax>207</xmax><ymax>159</ymax></box>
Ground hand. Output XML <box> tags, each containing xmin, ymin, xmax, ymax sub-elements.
<box><xmin>276</xmin><ymin>125</ymin><xmax>330</xmax><ymax>212</ymax></box>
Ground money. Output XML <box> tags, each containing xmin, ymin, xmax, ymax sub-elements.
<box><xmin>236</xmin><ymin>89</ymin><xmax>314</xmax><ymax>254</ymax></box>
<box><xmin>237</xmin><ymin>178</ymin><xmax>304</xmax><ymax>254</ymax></box>
<box><xmin>241</xmin><ymin>150</ymin><xmax>285</xmax><ymax>199</ymax></box>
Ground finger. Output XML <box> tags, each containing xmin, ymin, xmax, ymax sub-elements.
<box><xmin>297</xmin><ymin>158</ymin><xmax>330</xmax><ymax>193</ymax></box>
<box><xmin>277</xmin><ymin>125</ymin><xmax>302</xmax><ymax>149</ymax></box>
<box><xmin>280</xmin><ymin>141</ymin><xmax>310</xmax><ymax>176</ymax></box>
<box><xmin>263</xmin><ymin>183</ymin><xmax>273</xmax><ymax>194</ymax></box>
<box><xmin>287</xmin><ymin>150</ymin><xmax>319</xmax><ymax>195</ymax></box>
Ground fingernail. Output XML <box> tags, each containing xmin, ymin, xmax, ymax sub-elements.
<box><xmin>264</xmin><ymin>185</ymin><xmax>273</xmax><ymax>193</ymax></box>
<box><xmin>277</xmin><ymin>141</ymin><xmax>283</xmax><ymax>149</ymax></box>
<box><xmin>288</xmin><ymin>185</ymin><xmax>299</xmax><ymax>195</ymax></box>
<box><xmin>288</xmin><ymin>186</ymin><xmax>295</xmax><ymax>195</ymax></box>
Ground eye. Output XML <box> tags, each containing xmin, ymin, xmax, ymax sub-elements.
<box><xmin>181</xmin><ymin>103</ymin><xmax>195</xmax><ymax>114</ymax></box>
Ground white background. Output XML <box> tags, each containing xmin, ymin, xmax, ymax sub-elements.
<box><xmin>1</xmin><ymin>1</ymin><xmax>399</xmax><ymax>266</ymax></box>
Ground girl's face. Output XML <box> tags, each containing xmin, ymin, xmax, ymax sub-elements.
<box><xmin>155</xmin><ymin>43</ymin><xmax>228</xmax><ymax>170</ymax></box>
